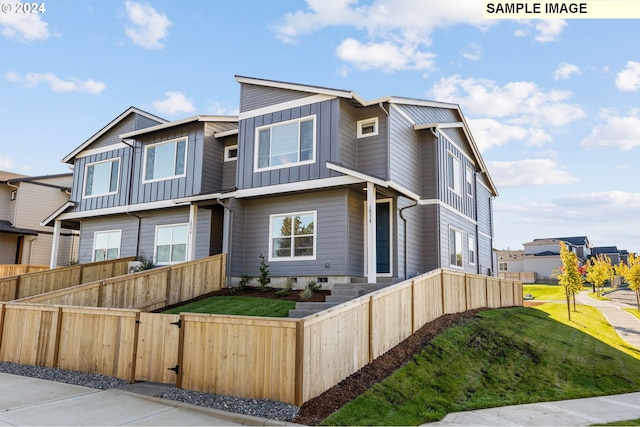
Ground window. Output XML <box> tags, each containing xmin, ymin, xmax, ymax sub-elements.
<box><xmin>465</xmin><ymin>167</ymin><xmax>474</xmax><ymax>197</ymax></box>
<box><xmin>499</xmin><ymin>262</ymin><xmax>508</xmax><ymax>272</ymax></box>
<box><xmin>144</xmin><ymin>138</ymin><xmax>187</xmax><ymax>182</ymax></box>
<box><xmin>269</xmin><ymin>211</ymin><xmax>316</xmax><ymax>260</ymax></box>
<box><xmin>10</xmin><ymin>190</ymin><xmax>16</xmax><ymax>201</ymax></box>
<box><xmin>357</xmin><ymin>117</ymin><xmax>379</xmax><ymax>138</ymax></box>
<box><xmin>468</xmin><ymin>235</ymin><xmax>476</xmax><ymax>265</ymax></box>
<box><xmin>449</xmin><ymin>227</ymin><xmax>463</xmax><ymax>267</ymax></box>
<box><xmin>255</xmin><ymin>116</ymin><xmax>315</xmax><ymax>171</ymax></box>
<box><xmin>84</xmin><ymin>158</ymin><xmax>120</xmax><ymax>197</ymax></box>
<box><xmin>224</xmin><ymin>145</ymin><xmax>238</xmax><ymax>162</ymax></box>
<box><xmin>448</xmin><ymin>152</ymin><xmax>461</xmax><ymax>194</ymax></box>
<box><xmin>93</xmin><ymin>230</ymin><xmax>121</xmax><ymax>262</ymax></box>
<box><xmin>155</xmin><ymin>224</ymin><xmax>188</xmax><ymax>264</ymax></box>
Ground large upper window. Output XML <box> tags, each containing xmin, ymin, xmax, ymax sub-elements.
<box><xmin>144</xmin><ymin>138</ymin><xmax>187</xmax><ymax>182</ymax></box>
<box><xmin>155</xmin><ymin>224</ymin><xmax>188</xmax><ymax>264</ymax></box>
<box><xmin>468</xmin><ymin>235</ymin><xmax>476</xmax><ymax>266</ymax></box>
<box><xmin>465</xmin><ymin>167</ymin><xmax>474</xmax><ymax>197</ymax></box>
<box><xmin>255</xmin><ymin>116</ymin><xmax>315</xmax><ymax>171</ymax></box>
<box><xmin>447</xmin><ymin>152</ymin><xmax>461</xmax><ymax>194</ymax></box>
<box><xmin>84</xmin><ymin>158</ymin><xmax>120</xmax><ymax>197</ymax></box>
<box><xmin>449</xmin><ymin>227</ymin><xmax>463</xmax><ymax>268</ymax></box>
<box><xmin>93</xmin><ymin>230</ymin><xmax>121</xmax><ymax>262</ymax></box>
<box><xmin>269</xmin><ymin>211</ymin><xmax>316</xmax><ymax>261</ymax></box>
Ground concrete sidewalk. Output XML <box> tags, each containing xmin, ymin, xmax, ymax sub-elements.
<box><xmin>0</xmin><ymin>372</ymin><xmax>294</xmax><ymax>426</ymax></box>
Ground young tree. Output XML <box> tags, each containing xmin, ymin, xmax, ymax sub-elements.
<box><xmin>617</xmin><ymin>253</ymin><xmax>640</xmax><ymax>311</ymax></box>
<box><xmin>557</xmin><ymin>242</ymin><xmax>584</xmax><ymax>320</ymax></box>
<box><xmin>586</xmin><ymin>254</ymin><xmax>613</xmax><ymax>298</ymax></box>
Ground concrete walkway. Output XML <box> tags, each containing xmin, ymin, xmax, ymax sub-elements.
<box><xmin>424</xmin><ymin>289</ymin><xmax>640</xmax><ymax>426</ymax></box>
<box><xmin>0</xmin><ymin>372</ymin><xmax>294</xmax><ymax>426</ymax></box>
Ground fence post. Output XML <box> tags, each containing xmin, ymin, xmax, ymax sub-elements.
<box><xmin>464</xmin><ymin>274</ymin><xmax>469</xmax><ymax>312</ymax></box>
<box><xmin>130</xmin><ymin>311</ymin><xmax>141</xmax><ymax>383</ymax></box>
<box><xmin>440</xmin><ymin>270</ymin><xmax>445</xmax><ymax>314</ymax></box>
<box><xmin>368</xmin><ymin>295</ymin><xmax>374</xmax><ymax>363</ymax></box>
<box><xmin>175</xmin><ymin>313</ymin><xmax>185</xmax><ymax>389</ymax></box>
<box><xmin>52</xmin><ymin>306</ymin><xmax>64</xmax><ymax>368</ymax></box>
<box><xmin>0</xmin><ymin>303</ymin><xmax>5</xmax><ymax>350</ymax></box>
<box><xmin>294</xmin><ymin>320</ymin><xmax>305</xmax><ymax>406</ymax></box>
<box><xmin>165</xmin><ymin>266</ymin><xmax>174</xmax><ymax>307</ymax></box>
<box><xmin>14</xmin><ymin>275</ymin><xmax>21</xmax><ymax>301</ymax></box>
<box><xmin>411</xmin><ymin>280</ymin><xmax>416</xmax><ymax>333</ymax></box>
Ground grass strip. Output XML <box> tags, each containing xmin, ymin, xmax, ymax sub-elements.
<box><xmin>162</xmin><ymin>296</ymin><xmax>296</xmax><ymax>317</ymax></box>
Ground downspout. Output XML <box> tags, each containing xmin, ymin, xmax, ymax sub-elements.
<box><xmin>216</xmin><ymin>198</ymin><xmax>233</xmax><ymax>287</ymax></box>
<box><xmin>474</xmin><ymin>172</ymin><xmax>480</xmax><ymax>275</ymax></box>
<box><xmin>122</xmin><ymin>138</ymin><xmax>142</xmax><ymax>258</ymax></box>
<box><xmin>399</xmin><ymin>199</ymin><xmax>418</xmax><ymax>280</ymax></box>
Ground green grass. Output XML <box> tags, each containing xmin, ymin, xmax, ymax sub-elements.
<box><xmin>625</xmin><ymin>308</ymin><xmax>640</xmax><ymax>320</ymax></box>
<box><xmin>523</xmin><ymin>284</ymin><xmax>567</xmax><ymax>300</ymax></box>
<box><xmin>322</xmin><ymin>304</ymin><xmax>640</xmax><ymax>426</ymax></box>
<box><xmin>162</xmin><ymin>296</ymin><xmax>296</xmax><ymax>317</ymax></box>
<box><xmin>593</xmin><ymin>418</ymin><xmax>640</xmax><ymax>426</ymax></box>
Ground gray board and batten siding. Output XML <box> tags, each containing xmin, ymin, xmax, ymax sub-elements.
<box><xmin>236</xmin><ymin>99</ymin><xmax>342</xmax><ymax>190</ymax></box>
<box><xmin>240</xmin><ymin>83</ymin><xmax>312</xmax><ymax>113</ymax></box>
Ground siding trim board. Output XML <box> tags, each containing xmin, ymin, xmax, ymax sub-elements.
<box><xmin>239</xmin><ymin>94</ymin><xmax>336</xmax><ymax>120</ymax></box>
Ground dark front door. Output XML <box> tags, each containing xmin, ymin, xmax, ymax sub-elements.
<box><xmin>376</xmin><ymin>202</ymin><xmax>390</xmax><ymax>274</ymax></box>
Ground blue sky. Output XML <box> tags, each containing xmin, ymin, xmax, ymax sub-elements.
<box><xmin>1</xmin><ymin>0</ymin><xmax>639</xmax><ymax>254</ymax></box>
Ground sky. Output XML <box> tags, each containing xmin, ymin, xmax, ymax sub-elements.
<box><xmin>1</xmin><ymin>0</ymin><xmax>639</xmax><ymax>254</ymax></box>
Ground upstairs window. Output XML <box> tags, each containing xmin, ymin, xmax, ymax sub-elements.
<box><xmin>255</xmin><ymin>116</ymin><xmax>315</xmax><ymax>171</ymax></box>
<box><xmin>466</xmin><ymin>167</ymin><xmax>474</xmax><ymax>197</ymax></box>
<box><xmin>449</xmin><ymin>227</ymin><xmax>463</xmax><ymax>268</ymax></box>
<box><xmin>468</xmin><ymin>235</ymin><xmax>476</xmax><ymax>265</ymax></box>
<box><xmin>84</xmin><ymin>158</ymin><xmax>120</xmax><ymax>197</ymax></box>
<box><xmin>224</xmin><ymin>145</ymin><xmax>238</xmax><ymax>162</ymax></box>
<box><xmin>144</xmin><ymin>138</ymin><xmax>187</xmax><ymax>182</ymax></box>
<box><xmin>93</xmin><ymin>230</ymin><xmax>121</xmax><ymax>261</ymax></box>
<box><xmin>447</xmin><ymin>152</ymin><xmax>461</xmax><ymax>195</ymax></box>
<box><xmin>357</xmin><ymin>117</ymin><xmax>379</xmax><ymax>138</ymax></box>
<box><xmin>269</xmin><ymin>211</ymin><xmax>316</xmax><ymax>261</ymax></box>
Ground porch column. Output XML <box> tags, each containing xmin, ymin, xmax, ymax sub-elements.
<box><xmin>187</xmin><ymin>204</ymin><xmax>198</xmax><ymax>261</ymax></box>
<box><xmin>221</xmin><ymin>204</ymin><xmax>232</xmax><ymax>255</ymax></box>
<box><xmin>49</xmin><ymin>220</ymin><xmax>61</xmax><ymax>269</ymax></box>
<box><xmin>366</xmin><ymin>182</ymin><xmax>377</xmax><ymax>283</ymax></box>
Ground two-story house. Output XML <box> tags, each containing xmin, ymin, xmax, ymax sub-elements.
<box><xmin>1</xmin><ymin>171</ymin><xmax>77</xmax><ymax>266</ymax></box>
<box><xmin>46</xmin><ymin>76</ymin><xmax>498</xmax><ymax>287</ymax></box>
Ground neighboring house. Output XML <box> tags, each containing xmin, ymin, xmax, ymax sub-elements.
<box><xmin>47</xmin><ymin>76</ymin><xmax>499</xmax><ymax>286</ymax></box>
<box><xmin>591</xmin><ymin>246</ymin><xmax>622</xmax><ymax>265</ymax></box>
<box><xmin>0</xmin><ymin>171</ymin><xmax>77</xmax><ymax>266</ymax></box>
<box><xmin>497</xmin><ymin>250</ymin><xmax>525</xmax><ymax>274</ymax></box>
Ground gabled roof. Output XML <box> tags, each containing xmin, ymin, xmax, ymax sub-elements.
<box><xmin>0</xmin><ymin>219</ymin><xmax>38</xmax><ymax>236</ymax></box>
<box><xmin>0</xmin><ymin>170</ymin><xmax>28</xmax><ymax>182</ymax></box>
<box><xmin>235</xmin><ymin>75</ymin><xmax>498</xmax><ymax>196</ymax></box>
<box><xmin>549</xmin><ymin>236</ymin><xmax>590</xmax><ymax>246</ymax></box>
<box><xmin>119</xmin><ymin>115</ymin><xmax>238</xmax><ymax>139</ymax></box>
<box><xmin>62</xmin><ymin>107</ymin><xmax>167</xmax><ymax>164</ymax></box>
<box><xmin>592</xmin><ymin>246</ymin><xmax>619</xmax><ymax>254</ymax></box>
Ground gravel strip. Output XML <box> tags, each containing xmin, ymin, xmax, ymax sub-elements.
<box><xmin>0</xmin><ymin>361</ymin><xmax>299</xmax><ymax>422</ymax></box>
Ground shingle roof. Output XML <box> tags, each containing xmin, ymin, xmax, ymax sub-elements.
<box><xmin>0</xmin><ymin>220</ymin><xmax>38</xmax><ymax>236</ymax></box>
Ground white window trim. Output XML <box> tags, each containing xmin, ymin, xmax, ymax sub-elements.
<box><xmin>449</xmin><ymin>226</ymin><xmax>463</xmax><ymax>269</ymax></box>
<box><xmin>83</xmin><ymin>157</ymin><xmax>121</xmax><ymax>199</ymax></box>
<box><xmin>499</xmin><ymin>262</ymin><xmax>508</xmax><ymax>272</ymax></box>
<box><xmin>224</xmin><ymin>145</ymin><xmax>238</xmax><ymax>162</ymax></box>
<box><xmin>268</xmin><ymin>210</ymin><xmax>317</xmax><ymax>262</ymax></box>
<box><xmin>142</xmin><ymin>137</ymin><xmax>188</xmax><ymax>184</ymax></box>
<box><xmin>254</xmin><ymin>115</ymin><xmax>316</xmax><ymax>173</ymax></box>
<box><xmin>448</xmin><ymin>151</ymin><xmax>461</xmax><ymax>195</ymax></box>
<box><xmin>92</xmin><ymin>229</ymin><xmax>122</xmax><ymax>262</ymax></box>
<box><xmin>468</xmin><ymin>235</ymin><xmax>476</xmax><ymax>266</ymax></box>
<box><xmin>154</xmin><ymin>223</ymin><xmax>189</xmax><ymax>265</ymax></box>
<box><xmin>357</xmin><ymin>117</ymin><xmax>379</xmax><ymax>138</ymax></box>
<box><xmin>465</xmin><ymin>167</ymin><xmax>474</xmax><ymax>198</ymax></box>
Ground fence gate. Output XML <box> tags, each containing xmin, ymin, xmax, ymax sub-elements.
<box><xmin>134</xmin><ymin>312</ymin><xmax>181</xmax><ymax>384</ymax></box>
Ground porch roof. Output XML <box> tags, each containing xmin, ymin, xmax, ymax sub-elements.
<box><xmin>0</xmin><ymin>220</ymin><xmax>38</xmax><ymax>236</ymax></box>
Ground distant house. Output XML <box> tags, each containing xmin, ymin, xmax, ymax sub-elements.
<box><xmin>0</xmin><ymin>171</ymin><xmax>77</xmax><ymax>266</ymax></box>
<box><xmin>46</xmin><ymin>76</ymin><xmax>499</xmax><ymax>286</ymax></box>
<box><xmin>591</xmin><ymin>246</ymin><xmax>621</xmax><ymax>265</ymax></box>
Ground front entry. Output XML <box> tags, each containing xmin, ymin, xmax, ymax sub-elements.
<box><xmin>376</xmin><ymin>201</ymin><xmax>391</xmax><ymax>275</ymax></box>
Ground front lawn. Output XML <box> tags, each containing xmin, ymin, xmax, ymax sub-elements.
<box><xmin>162</xmin><ymin>296</ymin><xmax>296</xmax><ymax>317</ymax></box>
<box><xmin>523</xmin><ymin>284</ymin><xmax>567</xmax><ymax>300</ymax></box>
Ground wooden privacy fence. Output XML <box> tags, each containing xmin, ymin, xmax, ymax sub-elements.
<box><xmin>0</xmin><ymin>264</ymin><xmax>49</xmax><ymax>278</ymax></box>
<box><xmin>0</xmin><ymin>257</ymin><xmax>136</xmax><ymax>302</ymax></box>
<box><xmin>15</xmin><ymin>254</ymin><xmax>226</xmax><ymax>311</ymax></box>
<box><xmin>0</xmin><ymin>268</ymin><xmax>521</xmax><ymax>406</ymax></box>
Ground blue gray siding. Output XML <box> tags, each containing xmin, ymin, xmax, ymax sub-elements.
<box><xmin>397</xmin><ymin>197</ymin><xmax>423</xmax><ymax>278</ymax></box>
<box><xmin>201</xmin><ymin>123</ymin><xmax>224</xmax><ymax>194</ymax></box>
<box><xmin>436</xmin><ymin>133</ymin><xmax>476</xmax><ymax>219</ymax></box>
<box><xmin>77</xmin><ymin>215</ymin><xmax>139</xmax><ymax>263</ymax></box>
<box><xmin>437</xmin><ymin>205</ymin><xmax>477</xmax><ymax>274</ymax></box>
<box><xmin>398</xmin><ymin>104</ymin><xmax>460</xmax><ymax>125</ymax></box>
<box><xmin>389</xmin><ymin>106</ymin><xmax>420</xmax><ymax>193</ymax></box>
<box><xmin>236</xmin><ymin>99</ymin><xmax>341</xmax><ymax>190</ymax></box>
<box><xmin>222</xmin><ymin>136</ymin><xmax>238</xmax><ymax>191</ymax></box>
<box><xmin>421</xmin><ymin>204</ymin><xmax>439</xmax><ymax>272</ymax></box>
<box><xmin>441</xmin><ymin>128</ymin><xmax>473</xmax><ymax>160</ymax></box>
<box><xmin>240</xmin><ymin>84</ymin><xmax>312</xmax><ymax>113</ymax></box>
<box><xmin>89</xmin><ymin>115</ymin><xmax>136</xmax><ymax>151</ymax></box>
<box><xmin>356</xmin><ymin>107</ymin><xmax>388</xmax><ymax>180</ymax></box>
<box><xmin>339</xmin><ymin>100</ymin><xmax>357</xmax><ymax>170</ymax></box>
<box><xmin>347</xmin><ymin>189</ymin><xmax>364</xmax><ymax>276</ymax></box>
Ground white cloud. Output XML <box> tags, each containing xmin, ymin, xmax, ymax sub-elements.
<box><xmin>275</xmin><ymin>0</ymin><xmax>362</xmax><ymax>43</ymax></box>
<box><xmin>5</xmin><ymin>72</ymin><xmax>106</xmax><ymax>94</ymax></box>
<box><xmin>461</xmin><ymin>43</ymin><xmax>482</xmax><ymax>61</ymax></box>
<box><xmin>205</xmin><ymin>101</ymin><xmax>238</xmax><ymax>116</ymax></box>
<box><xmin>553</xmin><ymin>62</ymin><xmax>580</xmax><ymax>80</ymax></box>
<box><xmin>430</xmin><ymin>75</ymin><xmax>586</xmax><ymax>127</ymax></box>
<box><xmin>581</xmin><ymin>114</ymin><xmax>640</xmax><ymax>150</ymax></box>
<box><xmin>487</xmin><ymin>159</ymin><xmax>579</xmax><ymax>188</ymax></box>
<box><xmin>0</xmin><ymin>9</ymin><xmax>48</xmax><ymax>42</ymax></box>
<box><xmin>615</xmin><ymin>61</ymin><xmax>640</xmax><ymax>92</ymax></box>
<box><xmin>534</xmin><ymin>19</ymin><xmax>567</xmax><ymax>42</ymax></box>
<box><xmin>152</xmin><ymin>91</ymin><xmax>195</xmax><ymax>115</ymax></box>
<box><xmin>336</xmin><ymin>39</ymin><xmax>436</xmax><ymax>71</ymax></box>
<box><xmin>124</xmin><ymin>0</ymin><xmax>173</xmax><ymax>49</ymax></box>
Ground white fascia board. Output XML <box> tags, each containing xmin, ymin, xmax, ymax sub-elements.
<box><xmin>414</xmin><ymin>123</ymin><xmax>439</xmax><ymax>131</ymax></box>
<box><xmin>326</xmin><ymin>162</ymin><xmax>388</xmax><ymax>188</ymax></box>
<box><xmin>55</xmin><ymin>200</ymin><xmax>190</xmax><ymax>221</ymax></box>
<box><xmin>234</xmin><ymin>176</ymin><xmax>363</xmax><ymax>199</ymax></box>
<box><xmin>74</xmin><ymin>142</ymin><xmax>130</xmax><ymax>160</ymax></box>
<box><xmin>238</xmin><ymin>94</ymin><xmax>336</xmax><ymax>120</ymax></box>
<box><xmin>389</xmin><ymin>97</ymin><xmax>459</xmax><ymax>109</ymax></box>
<box><xmin>63</xmin><ymin>107</ymin><xmax>167</xmax><ymax>164</ymax></box>
<box><xmin>214</xmin><ymin>129</ymin><xmax>239</xmax><ymax>138</ymax></box>
<box><xmin>41</xmin><ymin>201</ymin><xmax>76</xmax><ymax>226</ymax></box>
<box><xmin>386</xmin><ymin>182</ymin><xmax>421</xmax><ymax>201</ymax></box>
<box><xmin>235</xmin><ymin>75</ymin><xmax>353</xmax><ymax>99</ymax></box>
<box><xmin>172</xmin><ymin>192</ymin><xmax>224</xmax><ymax>204</ymax></box>
<box><xmin>119</xmin><ymin>115</ymin><xmax>238</xmax><ymax>139</ymax></box>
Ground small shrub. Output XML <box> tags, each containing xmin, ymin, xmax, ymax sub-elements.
<box><xmin>231</xmin><ymin>275</ymin><xmax>252</xmax><ymax>295</ymax></box>
<box><xmin>258</xmin><ymin>253</ymin><xmax>270</xmax><ymax>290</ymax></box>
<box><xmin>300</xmin><ymin>286</ymin><xmax>314</xmax><ymax>301</ymax></box>
<box><xmin>275</xmin><ymin>279</ymin><xmax>294</xmax><ymax>298</ymax></box>
<box><xmin>132</xmin><ymin>254</ymin><xmax>155</xmax><ymax>272</ymax></box>
<box><xmin>306</xmin><ymin>280</ymin><xmax>322</xmax><ymax>292</ymax></box>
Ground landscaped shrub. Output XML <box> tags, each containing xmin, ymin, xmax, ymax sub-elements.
<box><xmin>258</xmin><ymin>253</ymin><xmax>270</xmax><ymax>290</ymax></box>
<box><xmin>275</xmin><ymin>278</ymin><xmax>294</xmax><ymax>298</ymax></box>
<box><xmin>231</xmin><ymin>274</ymin><xmax>252</xmax><ymax>295</ymax></box>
